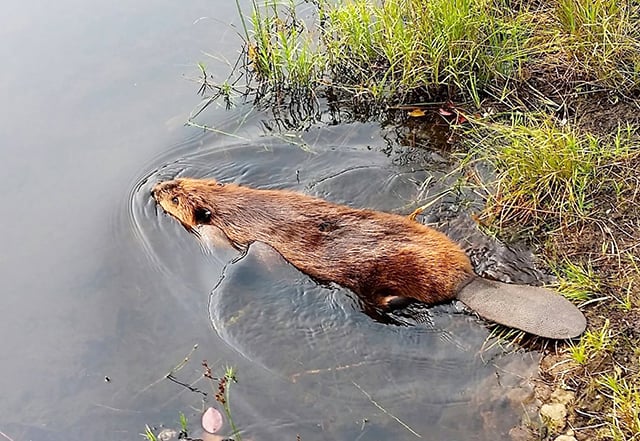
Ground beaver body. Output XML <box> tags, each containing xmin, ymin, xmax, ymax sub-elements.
<box><xmin>152</xmin><ymin>178</ymin><xmax>473</xmax><ymax>309</ymax></box>
<box><xmin>152</xmin><ymin>178</ymin><xmax>586</xmax><ymax>339</ymax></box>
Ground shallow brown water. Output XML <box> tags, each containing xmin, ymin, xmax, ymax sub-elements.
<box><xmin>0</xmin><ymin>1</ymin><xmax>541</xmax><ymax>440</ymax></box>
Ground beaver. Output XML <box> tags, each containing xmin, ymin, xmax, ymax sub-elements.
<box><xmin>152</xmin><ymin>178</ymin><xmax>586</xmax><ymax>339</ymax></box>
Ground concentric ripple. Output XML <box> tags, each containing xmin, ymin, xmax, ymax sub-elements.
<box><xmin>124</xmin><ymin>130</ymin><xmax>540</xmax><ymax>440</ymax></box>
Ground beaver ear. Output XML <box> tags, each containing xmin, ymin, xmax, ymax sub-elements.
<box><xmin>194</xmin><ymin>207</ymin><xmax>212</xmax><ymax>224</ymax></box>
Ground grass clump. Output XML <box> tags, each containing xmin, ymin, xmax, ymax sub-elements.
<box><xmin>568</xmin><ymin>319</ymin><xmax>614</xmax><ymax>365</ymax></box>
<box><xmin>463</xmin><ymin>117</ymin><xmax>640</xmax><ymax>230</ymax></box>
<box><xmin>598</xmin><ymin>373</ymin><xmax>640</xmax><ymax>440</ymax></box>
<box><xmin>142</xmin><ymin>425</ymin><xmax>158</xmax><ymax>441</ymax></box>
<box><xmin>321</xmin><ymin>0</ymin><xmax>532</xmax><ymax>104</ymax></box>
<box><xmin>554</xmin><ymin>259</ymin><xmax>601</xmax><ymax>302</ymax></box>
<box><xmin>553</xmin><ymin>0</ymin><xmax>640</xmax><ymax>93</ymax></box>
<box><xmin>244</xmin><ymin>0</ymin><xmax>324</xmax><ymax>120</ymax></box>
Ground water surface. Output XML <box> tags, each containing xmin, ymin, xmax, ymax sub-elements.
<box><xmin>0</xmin><ymin>1</ymin><xmax>540</xmax><ymax>440</ymax></box>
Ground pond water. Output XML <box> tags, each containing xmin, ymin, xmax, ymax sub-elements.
<box><xmin>0</xmin><ymin>1</ymin><xmax>540</xmax><ymax>440</ymax></box>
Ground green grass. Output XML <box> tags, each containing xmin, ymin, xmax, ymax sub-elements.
<box><xmin>564</xmin><ymin>316</ymin><xmax>639</xmax><ymax>441</ymax></box>
<box><xmin>141</xmin><ymin>360</ymin><xmax>242</xmax><ymax>441</ymax></box>
<box><xmin>568</xmin><ymin>319</ymin><xmax>614</xmax><ymax>365</ymax></box>
<box><xmin>322</xmin><ymin>0</ymin><xmax>532</xmax><ymax>105</ymax></box>
<box><xmin>247</xmin><ymin>0</ymin><xmax>322</xmax><ymax>95</ymax></box>
<box><xmin>191</xmin><ymin>0</ymin><xmax>640</xmax><ymax>129</ymax></box>
<box><xmin>598</xmin><ymin>373</ymin><xmax>640</xmax><ymax>440</ymax></box>
<box><xmin>218</xmin><ymin>366</ymin><xmax>241</xmax><ymax>441</ymax></box>
<box><xmin>179</xmin><ymin>412</ymin><xmax>188</xmax><ymax>434</ymax></box>
<box><xmin>554</xmin><ymin>259</ymin><xmax>601</xmax><ymax>302</ymax></box>
<box><xmin>462</xmin><ymin>116</ymin><xmax>639</xmax><ymax>230</ymax></box>
<box><xmin>554</xmin><ymin>0</ymin><xmax>640</xmax><ymax>93</ymax></box>
<box><xmin>196</xmin><ymin>0</ymin><xmax>534</xmax><ymax>125</ymax></box>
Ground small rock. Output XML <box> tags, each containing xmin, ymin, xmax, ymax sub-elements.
<box><xmin>509</xmin><ymin>425</ymin><xmax>533</xmax><ymax>441</ymax></box>
<box><xmin>540</xmin><ymin>403</ymin><xmax>567</xmax><ymax>430</ymax></box>
<box><xmin>550</xmin><ymin>389</ymin><xmax>575</xmax><ymax>405</ymax></box>
<box><xmin>554</xmin><ymin>435</ymin><xmax>577</xmax><ymax>441</ymax></box>
<box><xmin>157</xmin><ymin>428</ymin><xmax>178</xmax><ymax>441</ymax></box>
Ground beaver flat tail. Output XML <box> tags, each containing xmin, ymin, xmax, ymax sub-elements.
<box><xmin>456</xmin><ymin>278</ymin><xmax>586</xmax><ymax>339</ymax></box>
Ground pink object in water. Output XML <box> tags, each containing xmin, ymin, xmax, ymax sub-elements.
<box><xmin>201</xmin><ymin>407</ymin><xmax>223</xmax><ymax>434</ymax></box>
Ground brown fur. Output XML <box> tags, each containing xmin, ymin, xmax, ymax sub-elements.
<box><xmin>152</xmin><ymin>178</ymin><xmax>474</xmax><ymax>309</ymax></box>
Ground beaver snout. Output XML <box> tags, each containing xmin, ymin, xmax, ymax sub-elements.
<box><xmin>151</xmin><ymin>180</ymin><xmax>178</xmax><ymax>200</ymax></box>
<box><xmin>151</xmin><ymin>182</ymin><xmax>165</xmax><ymax>196</ymax></box>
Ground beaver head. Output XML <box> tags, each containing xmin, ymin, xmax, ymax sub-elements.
<box><xmin>152</xmin><ymin>178</ymin><xmax>222</xmax><ymax>230</ymax></box>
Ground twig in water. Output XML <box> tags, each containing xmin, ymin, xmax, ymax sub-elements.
<box><xmin>289</xmin><ymin>361</ymin><xmax>369</xmax><ymax>383</ymax></box>
<box><xmin>352</xmin><ymin>381</ymin><xmax>422</xmax><ymax>438</ymax></box>
<box><xmin>134</xmin><ymin>344</ymin><xmax>200</xmax><ymax>397</ymax></box>
<box><xmin>166</xmin><ymin>374</ymin><xmax>207</xmax><ymax>397</ymax></box>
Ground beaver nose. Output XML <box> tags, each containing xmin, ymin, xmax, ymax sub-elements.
<box><xmin>151</xmin><ymin>182</ymin><xmax>163</xmax><ymax>199</ymax></box>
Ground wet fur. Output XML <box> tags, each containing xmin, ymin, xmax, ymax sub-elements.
<box><xmin>152</xmin><ymin>178</ymin><xmax>474</xmax><ymax>309</ymax></box>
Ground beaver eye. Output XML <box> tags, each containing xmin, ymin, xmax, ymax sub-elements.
<box><xmin>171</xmin><ymin>196</ymin><xmax>179</xmax><ymax>205</ymax></box>
<box><xmin>194</xmin><ymin>208</ymin><xmax>211</xmax><ymax>224</ymax></box>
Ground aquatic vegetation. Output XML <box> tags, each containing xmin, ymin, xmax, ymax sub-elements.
<box><xmin>141</xmin><ymin>352</ymin><xmax>242</xmax><ymax>441</ymax></box>
<box><xmin>142</xmin><ymin>425</ymin><xmax>158</xmax><ymax>441</ymax></box>
<box><xmin>193</xmin><ymin>0</ymin><xmax>639</xmax><ymax>129</ymax></box>
<box><xmin>215</xmin><ymin>365</ymin><xmax>241</xmax><ymax>440</ymax></box>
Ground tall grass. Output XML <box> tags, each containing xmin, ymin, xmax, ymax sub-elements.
<box><xmin>463</xmin><ymin>116</ymin><xmax>639</xmax><ymax>229</ymax></box>
<box><xmin>598</xmin><ymin>373</ymin><xmax>640</xmax><ymax>440</ymax></box>
<box><xmin>232</xmin><ymin>0</ymin><xmax>533</xmax><ymax>114</ymax></box>
<box><xmin>194</xmin><ymin>0</ymin><xmax>640</xmax><ymax>128</ymax></box>
<box><xmin>323</xmin><ymin>0</ymin><xmax>532</xmax><ymax>104</ymax></box>
<box><xmin>243</xmin><ymin>0</ymin><xmax>324</xmax><ymax>124</ymax></box>
<box><xmin>554</xmin><ymin>0</ymin><xmax>640</xmax><ymax>93</ymax></box>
